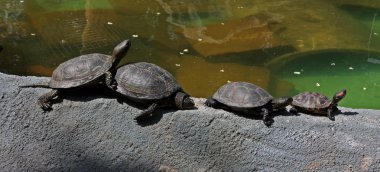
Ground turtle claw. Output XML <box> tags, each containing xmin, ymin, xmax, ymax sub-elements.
<box><xmin>39</xmin><ymin>101</ymin><xmax>52</xmax><ymax>111</ymax></box>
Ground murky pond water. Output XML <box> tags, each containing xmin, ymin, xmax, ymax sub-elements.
<box><xmin>1</xmin><ymin>0</ymin><xmax>380</xmax><ymax>109</ymax></box>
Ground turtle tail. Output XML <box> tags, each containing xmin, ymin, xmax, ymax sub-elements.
<box><xmin>19</xmin><ymin>83</ymin><xmax>51</xmax><ymax>88</ymax></box>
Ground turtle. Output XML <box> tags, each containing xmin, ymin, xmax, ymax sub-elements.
<box><xmin>114</xmin><ymin>62</ymin><xmax>195</xmax><ymax>120</ymax></box>
<box><xmin>205</xmin><ymin>82</ymin><xmax>293</xmax><ymax>126</ymax></box>
<box><xmin>290</xmin><ymin>89</ymin><xmax>346</xmax><ymax>121</ymax></box>
<box><xmin>19</xmin><ymin>39</ymin><xmax>131</xmax><ymax>111</ymax></box>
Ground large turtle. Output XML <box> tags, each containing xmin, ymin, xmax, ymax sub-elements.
<box><xmin>20</xmin><ymin>39</ymin><xmax>131</xmax><ymax>110</ymax></box>
<box><xmin>114</xmin><ymin>62</ymin><xmax>195</xmax><ymax>120</ymax></box>
<box><xmin>290</xmin><ymin>89</ymin><xmax>346</xmax><ymax>120</ymax></box>
<box><xmin>205</xmin><ymin>82</ymin><xmax>292</xmax><ymax>126</ymax></box>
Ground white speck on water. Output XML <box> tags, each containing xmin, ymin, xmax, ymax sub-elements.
<box><xmin>107</xmin><ymin>22</ymin><xmax>113</xmax><ymax>25</ymax></box>
<box><xmin>175</xmin><ymin>64</ymin><xmax>181</xmax><ymax>67</ymax></box>
<box><xmin>221</xmin><ymin>23</ymin><xmax>225</xmax><ymax>26</ymax></box>
<box><xmin>237</xmin><ymin>6</ymin><xmax>244</xmax><ymax>9</ymax></box>
<box><xmin>316</xmin><ymin>83</ymin><xmax>321</xmax><ymax>87</ymax></box>
<box><xmin>183</xmin><ymin>49</ymin><xmax>189</xmax><ymax>52</ymax></box>
<box><xmin>294</xmin><ymin>71</ymin><xmax>301</xmax><ymax>75</ymax></box>
<box><xmin>227</xmin><ymin>80</ymin><xmax>231</xmax><ymax>83</ymax></box>
<box><xmin>197</xmin><ymin>38</ymin><xmax>203</xmax><ymax>42</ymax></box>
<box><xmin>374</xmin><ymin>32</ymin><xmax>378</xmax><ymax>36</ymax></box>
<box><xmin>179</xmin><ymin>52</ymin><xmax>184</xmax><ymax>55</ymax></box>
<box><xmin>156</xmin><ymin>12</ymin><xmax>161</xmax><ymax>15</ymax></box>
<box><xmin>30</xmin><ymin>33</ymin><xmax>36</xmax><ymax>36</ymax></box>
<box><xmin>61</xmin><ymin>40</ymin><xmax>66</xmax><ymax>44</ymax></box>
<box><xmin>331</xmin><ymin>62</ymin><xmax>335</xmax><ymax>66</ymax></box>
<box><xmin>220</xmin><ymin>69</ymin><xmax>225</xmax><ymax>72</ymax></box>
<box><xmin>363</xmin><ymin>87</ymin><xmax>367</xmax><ymax>91</ymax></box>
<box><xmin>349</xmin><ymin>67</ymin><xmax>354</xmax><ymax>70</ymax></box>
<box><xmin>132</xmin><ymin>34</ymin><xmax>139</xmax><ymax>38</ymax></box>
<box><xmin>20</xmin><ymin>0</ymin><xmax>24</xmax><ymax>3</ymax></box>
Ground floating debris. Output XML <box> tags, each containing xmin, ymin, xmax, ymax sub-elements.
<box><xmin>367</xmin><ymin>58</ymin><xmax>380</xmax><ymax>64</ymax></box>
<box><xmin>179</xmin><ymin>52</ymin><xmax>184</xmax><ymax>55</ymax></box>
<box><xmin>316</xmin><ymin>82</ymin><xmax>320</xmax><ymax>87</ymax></box>
<box><xmin>363</xmin><ymin>87</ymin><xmax>367</xmax><ymax>91</ymax></box>
<box><xmin>175</xmin><ymin>64</ymin><xmax>181</xmax><ymax>67</ymax></box>
<box><xmin>30</xmin><ymin>33</ymin><xmax>36</xmax><ymax>36</ymax></box>
<box><xmin>156</xmin><ymin>12</ymin><xmax>161</xmax><ymax>15</ymax></box>
<box><xmin>349</xmin><ymin>67</ymin><xmax>354</xmax><ymax>70</ymax></box>
<box><xmin>294</xmin><ymin>71</ymin><xmax>301</xmax><ymax>75</ymax></box>
<box><xmin>183</xmin><ymin>49</ymin><xmax>189</xmax><ymax>52</ymax></box>
<box><xmin>197</xmin><ymin>38</ymin><xmax>203</xmax><ymax>42</ymax></box>
<box><xmin>107</xmin><ymin>22</ymin><xmax>113</xmax><ymax>25</ymax></box>
<box><xmin>132</xmin><ymin>34</ymin><xmax>139</xmax><ymax>38</ymax></box>
<box><xmin>220</xmin><ymin>69</ymin><xmax>225</xmax><ymax>72</ymax></box>
<box><xmin>331</xmin><ymin>62</ymin><xmax>335</xmax><ymax>66</ymax></box>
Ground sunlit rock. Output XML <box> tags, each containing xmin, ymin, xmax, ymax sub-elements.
<box><xmin>2</xmin><ymin>72</ymin><xmax>380</xmax><ymax>171</ymax></box>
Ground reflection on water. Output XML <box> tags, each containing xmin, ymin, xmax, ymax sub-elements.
<box><xmin>0</xmin><ymin>0</ymin><xmax>380</xmax><ymax>109</ymax></box>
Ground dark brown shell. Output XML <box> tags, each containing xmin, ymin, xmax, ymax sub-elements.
<box><xmin>115</xmin><ymin>62</ymin><xmax>181</xmax><ymax>100</ymax></box>
<box><xmin>292</xmin><ymin>92</ymin><xmax>331</xmax><ymax>110</ymax></box>
<box><xmin>49</xmin><ymin>54</ymin><xmax>112</xmax><ymax>88</ymax></box>
<box><xmin>212</xmin><ymin>82</ymin><xmax>273</xmax><ymax>109</ymax></box>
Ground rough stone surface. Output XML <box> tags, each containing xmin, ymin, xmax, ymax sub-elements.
<box><xmin>1</xmin><ymin>72</ymin><xmax>380</xmax><ymax>171</ymax></box>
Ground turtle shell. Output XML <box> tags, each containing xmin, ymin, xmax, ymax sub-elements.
<box><xmin>212</xmin><ymin>82</ymin><xmax>273</xmax><ymax>109</ymax></box>
<box><xmin>115</xmin><ymin>62</ymin><xmax>181</xmax><ymax>100</ymax></box>
<box><xmin>49</xmin><ymin>54</ymin><xmax>113</xmax><ymax>88</ymax></box>
<box><xmin>292</xmin><ymin>92</ymin><xmax>331</xmax><ymax>109</ymax></box>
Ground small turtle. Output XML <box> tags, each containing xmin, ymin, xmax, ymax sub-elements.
<box><xmin>20</xmin><ymin>39</ymin><xmax>131</xmax><ymax>110</ymax></box>
<box><xmin>205</xmin><ymin>82</ymin><xmax>292</xmax><ymax>126</ymax></box>
<box><xmin>290</xmin><ymin>89</ymin><xmax>346</xmax><ymax>120</ymax></box>
<box><xmin>114</xmin><ymin>62</ymin><xmax>195</xmax><ymax>120</ymax></box>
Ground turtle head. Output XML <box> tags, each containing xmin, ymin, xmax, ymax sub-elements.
<box><xmin>332</xmin><ymin>89</ymin><xmax>346</xmax><ymax>104</ymax></box>
<box><xmin>112</xmin><ymin>39</ymin><xmax>131</xmax><ymax>65</ymax></box>
<box><xmin>272</xmin><ymin>97</ymin><xmax>293</xmax><ymax>110</ymax></box>
<box><xmin>175</xmin><ymin>92</ymin><xmax>195</xmax><ymax>109</ymax></box>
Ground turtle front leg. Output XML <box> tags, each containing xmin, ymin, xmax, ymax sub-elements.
<box><xmin>38</xmin><ymin>89</ymin><xmax>59</xmax><ymax>111</ymax></box>
<box><xmin>327</xmin><ymin>107</ymin><xmax>335</xmax><ymax>121</ymax></box>
<box><xmin>105</xmin><ymin>71</ymin><xmax>116</xmax><ymax>90</ymax></box>
<box><xmin>134</xmin><ymin>103</ymin><xmax>158</xmax><ymax>121</ymax></box>
<box><xmin>261</xmin><ymin>108</ymin><xmax>272</xmax><ymax>126</ymax></box>
<box><xmin>289</xmin><ymin>107</ymin><xmax>298</xmax><ymax>115</ymax></box>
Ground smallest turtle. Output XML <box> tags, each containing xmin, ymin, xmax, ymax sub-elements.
<box><xmin>290</xmin><ymin>89</ymin><xmax>346</xmax><ymax>120</ymax></box>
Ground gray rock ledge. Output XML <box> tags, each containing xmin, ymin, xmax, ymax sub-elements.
<box><xmin>1</xmin><ymin>72</ymin><xmax>379</xmax><ymax>171</ymax></box>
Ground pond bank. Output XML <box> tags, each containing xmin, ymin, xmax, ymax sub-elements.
<box><xmin>0</xmin><ymin>72</ymin><xmax>379</xmax><ymax>171</ymax></box>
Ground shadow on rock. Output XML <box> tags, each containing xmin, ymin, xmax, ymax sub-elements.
<box><xmin>341</xmin><ymin>110</ymin><xmax>359</xmax><ymax>116</ymax></box>
<box><xmin>55</xmin><ymin>85</ymin><xmax>117</xmax><ymax>103</ymax></box>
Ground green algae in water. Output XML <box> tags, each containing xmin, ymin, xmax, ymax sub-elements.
<box><xmin>270</xmin><ymin>50</ymin><xmax>380</xmax><ymax>109</ymax></box>
<box><xmin>32</xmin><ymin>0</ymin><xmax>112</xmax><ymax>11</ymax></box>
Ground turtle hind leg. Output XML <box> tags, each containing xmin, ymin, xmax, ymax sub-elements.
<box><xmin>38</xmin><ymin>89</ymin><xmax>59</xmax><ymax>111</ymax></box>
<box><xmin>134</xmin><ymin>103</ymin><xmax>158</xmax><ymax>121</ymax></box>
<box><xmin>205</xmin><ymin>98</ymin><xmax>220</xmax><ymax>108</ymax></box>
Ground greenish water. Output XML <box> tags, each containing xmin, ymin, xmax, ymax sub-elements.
<box><xmin>0</xmin><ymin>0</ymin><xmax>380</xmax><ymax>109</ymax></box>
